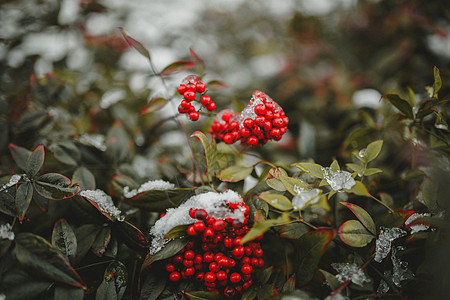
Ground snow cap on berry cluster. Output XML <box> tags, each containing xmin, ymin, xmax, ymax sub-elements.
<box><xmin>237</xmin><ymin>90</ymin><xmax>282</xmax><ymax>126</ymax></box>
<box><xmin>150</xmin><ymin>190</ymin><xmax>245</xmax><ymax>254</ymax></box>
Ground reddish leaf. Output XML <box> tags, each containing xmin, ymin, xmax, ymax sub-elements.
<box><xmin>141</xmin><ymin>237</ymin><xmax>189</xmax><ymax>271</ymax></box>
<box><xmin>159</xmin><ymin>60</ymin><xmax>195</xmax><ymax>76</ymax></box>
<box><xmin>113</xmin><ymin>221</ymin><xmax>149</xmax><ymax>252</ymax></box>
<box><xmin>206</xmin><ymin>80</ymin><xmax>227</xmax><ymax>91</ymax></box>
<box><xmin>140</xmin><ymin>97</ymin><xmax>168</xmax><ymax>115</ymax></box>
<box><xmin>119</xmin><ymin>28</ymin><xmax>150</xmax><ymax>60</ymax></box>
<box><xmin>27</xmin><ymin>145</ymin><xmax>45</xmax><ymax>177</ymax></box>
<box><xmin>338</xmin><ymin>220</ymin><xmax>375</xmax><ymax>247</ymax></box>
<box><xmin>189</xmin><ymin>48</ymin><xmax>205</xmax><ymax>70</ymax></box>
<box><xmin>379</xmin><ymin>210</ymin><xmax>415</xmax><ymax>228</ymax></box>
<box><xmin>339</xmin><ymin>202</ymin><xmax>376</xmax><ymax>235</ymax></box>
<box><xmin>9</xmin><ymin>143</ymin><xmax>31</xmax><ymax>172</ymax></box>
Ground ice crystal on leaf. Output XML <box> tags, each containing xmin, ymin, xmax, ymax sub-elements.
<box><xmin>80</xmin><ymin>189</ymin><xmax>124</xmax><ymax>221</ymax></box>
<box><xmin>391</xmin><ymin>246</ymin><xmax>414</xmax><ymax>286</ymax></box>
<box><xmin>292</xmin><ymin>185</ymin><xmax>320</xmax><ymax>210</ymax></box>
<box><xmin>322</xmin><ymin>168</ymin><xmax>356</xmax><ymax>191</ymax></box>
<box><xmin>331</xmin><ymin>263</ymin><xmax>371</xmax><ymax>287</ymax></box>
<box><xmin>405</xmin><ymin>212</ymin><xmax>431</xmax><ymax>234</ymax></box>
<box><xmin>358</xmin><ymin>148</ymin><xmax>366</xmax><ymax>158</ymax></box>
<box><xmin>0</xmin><ymin>223</ymin><xmax>14</xmax><ymax>241</ymax></box>
<box><xmin>149</xmin><ymin>190</ymin><xmax>245</xmax><ymax>254</ymax></box>
<box><xmin>123</xmin><ymin>179</ymin><xmax>175</xmax><ymax>198</ymax></box>
<box><xmin>0</xmin><ymin>174</ymin><xmax>22</xmax><ymax>192</ymax></box>
<box><xmin>374</xmin><ymin>227</ymin><xmax>407</xmax><ymax>262</ymax></box>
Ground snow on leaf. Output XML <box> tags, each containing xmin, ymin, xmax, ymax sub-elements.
<box><xmin>0</xmin><ymin>174</ymin><xmax>22</xmax><ymax>192</ymax></box>
<box><xmin>374</xmin><ymin>227</ymin><xmax>407</xmax><ymax>262</ymax></box>
<box><xmin>325</xmin><ymin>293</ymin><xmax>350</xmax><ymax>300</ymax></box>
<box><xmin>322</xmin><ymin>168</ymin><xmax>356</xmax><ymax>191</ymax></box>
<box><xmin>0</xmin><ymin>223</ymin><xmax>14</xmax><ymax>240</ymax></box>
<box><xmin>331</xmin><ymin>263</ymin><xmax>371</xmax><ymax>287</ymax></box>
<box><xmin>291</xmin><ymin>186</ymin><xmax>320</xmax><ymax>210</ymax></box>
<box><xmin>78</xmin><ymin>134</ymin><xmax>107</xmax><ymax>151</ymax></box>
<box><xmin>80</xmin><ymin>189</ymin><xmax>124</xmax><ymax>222</ymax></box>
<box><xmin>405</xmin><ymin>212</ymin><xmax>431</xmax><ymax>234</ymax></box>
<box><xmin>391</xmin><ymin>246</ymin><xmax>414</xmax><ymax>286</ymax></box>
<box><xmin>149</xmin><ymin>190</ymin><xmax>245</xmax><ymax>254</ymax></box>
<box><xmin>123</xmin><ymin>180</ymin><xmax>175</xmax><ymax>199</ymax></box>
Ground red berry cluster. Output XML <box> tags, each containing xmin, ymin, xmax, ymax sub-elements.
<box><xmin>177</xmin><ymin>75</ymin><xmax>216</xmax><ymax>121</ymax></box>
<box><xmin>209</xmin><ymin>91</ymin><xmax>288</xmax><ymax>146</ymax></box>
<box><xmin>164</xmin><ymin>204</ymin><xmax>264</xmax><ymax>297</ymax></box>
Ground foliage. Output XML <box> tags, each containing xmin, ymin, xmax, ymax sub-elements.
<box><xmin>1</xmin><ymin>0</ymin><xmax>450</xmax><ymax>299</ymax></box>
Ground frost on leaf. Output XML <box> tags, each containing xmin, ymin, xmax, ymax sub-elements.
<box><xmin>358</xmin><ymin>148</ymin><xmax>366</xmax><ymax>158</ymax></box>
<box><xmin>377</xmin><ymin>246</ymin><xmax>414</xmax><ymax>294</ymax></box>
<box><xmin>149</xmin><ymin>190</ymin><xmax>245</xmax><ymax>254</ymax></box>
<box><xmin>377</xmin><ymin>271</ymin><xmax>391</xmax><ymax>295</ymax></box>
<box><xmin>79</xmin><ymin>134</ymin><xmax>107</xmax><ymax>151</ymax></box>
<box><xmin>123</xmin><ymin>179</ymin><xmax>175</xmax><ymax>198</ymax></box>
<box><xmin>0</xmin><ymin>223</ymin><xmax>15</xmax><ymax>241</ymax></box>
<box><xmin>80</xmin><ymin>189</ymin><xmax>124</xmax><ymax>221</ymax></box>
<box><xmin>374</xmin><ymin>227</ymin><xmax>407</xmax><ymax>262</ymax></box>
<box><xmin>405</xmin><ymin>212</ymin><xmax>431</xmax><ymax>234</ymax></box>
<box><xmin>0</xmin><ymin>174</ymin><xmax>22</xmax><ymax>192</ymax></box>
<box><xmin>292</xmin><ymin>185</ymin><xmax>320</xmax><ymax>210</ymax></box>
<box><xmin>322</xmin><ymin>168</ymin><xmax>356</xmax><ymax>191</ymax></box>
<box><xmin>331</xmin><ymin>263</ymin><xmax>371</xmax><ymax>287</ymax></box>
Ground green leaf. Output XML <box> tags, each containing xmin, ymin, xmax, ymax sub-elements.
<box><xmin>330</xmin><ymin>160</ymin><xmax>340</xmax><ymax>171</ymax></box>
<box><xmin>433</xmin><ymin>66</ymin><xmax>442</xmax><ymax>97</ymax></box>
<box><xmin>295</xmin><ymin>229</ymin><xmax>333</xmax><ymax>286</ymax></box>
<box><xmin>74</xmin><ymin>224</ymin><xmax>102</xmax><ymax>264</ymax></box>
<box><xmin>164</xmin><ymin>224</ymin><xmax>189</xmax><ymax>239</ymax></box>
<box><xmin>206</xmin><ymin>80</ymin><xmax>227</xmax><ymax>91</ymax></box>
<box><xmin>240</xmin><ymin>219</ymin><xmax>273</xmax><ymax>244</ymax></box>
<box><xmin>34</xmin><ymin>173</ymin><xmax>80</xmax><ymax>200</ymax></box>
<box><xmin>339</xmin><ymin>202</ymin><xmax>376</xmax><ymax>235</ymax></box>
<box><xmin>96</xmin><ymin>272</ymin><xmax>117</xmax><ymax>300</ymax></box>
<box><xmin>384</xmin><ymin>94</ymin><xmax>413</xmax><ymax>119</ymax></box>
<box><xmin>266</xmin><ymin>177</ymin><xmax>286</xmax><ymax>191</ymax></box>
<box><xmin>191</xmin><ymin>131</ymin><xmax>217</xmax><ymax>178</ymax></box>
<box><xmin>189</xmin><ymin>47</ymin><xmax>205</xmax><ymax>70</ymax></box>
<box><xmin>52</xmin><ymin>219</ymin><xmax>77</xmax><ymax>264</ymax></box>
<box><xmin>292</xmin><ymin>162</ymin><xmax>324</xmax><ymax>179</ymax></box>
<box><xmin>256</xmin><ymin>284</ymin><xmax>277</xmax><ymax>300</ymax></box>
<box><xmin>9</xmin><ymin>143</ymin><xmax>31</xmax><ymax>172</ymax></box>
<box><xmin>259</xmin><ymin>193</ymin><xmax>293</xmax><ymax>211</ymax></box>
<box><xmin>319</xmin><ymin>269</ymin><xmax>340</xmax><ymax>291</ymax></box>
<box><xmin>216</xmin><ymin>165</ymin><xmax>253</xmax><ymax>182</ymax></box>
<box><xmin>140</xmin><ymin>271</ymin><xmax>166</xmax><ymax>300</ymax></box>
<box><xmin>0</xmin><ymin>190</ymin><xmax>17</xmax><ymax>217</ymax></box>
<box><xmin>27</xmin><ymin>145</ymin><xmax>45</xmax><ymax>177</ymax></box>
<box><xmin>365</xmin><ymin>140</ymin><xmax>383</xmax><ymax>162</ymax></box>
<box><xmin>281</xmin><ymin>274</ymin><xmax>296</xmax><ymax>293</ymax></box>
<box><xmin>159</xmin><ymin>60</ymin><xmax>195</xmax><ymax>76</ymax></box>
<box><xmin>185</xmin><ymin>291</ymin><xmax>224</xmax><ymax>300</ymax></box>
<box><xmin>120</xmin><ymin>28</ymin><xmax>151</xmax><ymax>60</ymax></box>
<box><xmin>102</xmin><ymin>261</ymin><xmax>128</xmax><ymax>300</ymax></box>
<box><xmin>16</xmin><ymin>182</ymin><xmax>33</xmax><ymax>221</ymax></box>
<box><xmin>256</xmin><ymin>266</ymin><xmax>273</xmax><ymax>285</ymax></box>
<box><xmin>2</xmin><ymin>269</ymin><xmax>51</xmax><ymax>300</ymax></box>
<box><xmin>349</xmin><ymin>181</ymin><xmax>370</xmax><ymax>197</ymax></box>
<box><xmin>15</xmin><ymin>232</ymin><xmax>86</xmax><ymax>289</ymax></box>
<box><xmin>126</xmin><ymin>187</ymin><xmax>195</xmax><ymax>211</ymax></box>
<box><xmin>338</xmin><ymin>220</ymin><xmax>375</xmax><ymax>247</ymax></box>
<box><xmin>364</xmin><ymin>168</ymin><xmax>383</xmax><ymax>176</ymax></box>
<box><xmin>111</xmin><ymin>174</ymin><xmax>139</xmax><ymax>198</ymax></box>
<box><xmin>54</xmin><ymin>286</ymin><xmax>84</xmax><ymax>300</ymax></box>
<box><xmin>91</xmin><ymin>227</ymin><xmax>111</xmax><ymax>257</ymax></box>
<box><xmin>242</xmin><ymin>287</ymin><xmax>257</xmax><ymax>300</ymax></box>
<box><xmin>112</xmin><ymin>221</ymin><xmax>149</xmax><ymax>252</ymax></box>
<box><xmin>72</xmin><ymin>166</ymin><xmax>96</xmax><ymax>190</ymax></box>
<box><xmin>279</xmin><ymin>222</ymin><xmax>309</xmax><ymax>239</ymax></box>
<box><xmin>140</xmin><ymin>97</ymin><xmax>168</xmax><ymax>114</ymax></box>
<box><xmin>279</xmin><ymin>175</ymin><xmax>309</xmax><ymax>195</ymax></box>
<box><xmin>346</xmin><ymin>163</ymin><xmax>363</xmax><ymax>174</ymax></box>
<box><xmin>407</xmin><ymin>87</ymin><xmax>417</xmax><ymax>107</ymax></box>
<box><xmin>106</xmin><ymin>122</ymin><xmax>133</xmax><ymax>164</ymax></box>
<box><xmin>378</xmin><ymin>210</ymin><xmax>414</xmax><ymax>228</ymax></box>
<box><xmin>50</xmin><ymin>141</ymin><xmax>80</xmax><ymax>166</ymax></box>
<box><xmin>379</xmin><ymin>193</ymin><xmax>394</xmax><ymax>208</ymax></box>
<box><xmin>141</xmin><ymin>237</ymin><xmax>189</xmax><ymax>271</ymax></box>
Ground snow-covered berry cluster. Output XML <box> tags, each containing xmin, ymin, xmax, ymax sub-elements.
<box><xmin>150</xmin><ymin>191</ymin><xmax>264</xmax><ymax>297</ymax></box>
<box><xmin>177</xmin><ymin>75</ymin><xmax>216</xmax><ymax>121</ymax></box>
<box><xmin>209</xmin><ymin>90</ymin><xmax>288</xmax><ymax>146</ymax></box>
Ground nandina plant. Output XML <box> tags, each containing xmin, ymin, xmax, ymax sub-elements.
<box><xmin>0</xmin><ymin>28</ymin><xmax>449</xmax><ymax>300</ymax></box>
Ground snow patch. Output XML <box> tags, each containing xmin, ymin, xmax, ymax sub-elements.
<box><xmin>322</xmin><ymin>168</ymin><xmax>356</xmax><ymax>191</ymax></box>
<box><xmin>331</xmin><ymin>263</ymin><xmax>371</xmax><ymax>286</ymax></box>
<box><xmin>0</xmin><ymin>174</ymin><xmax>22</xmax><ymax>192</ymax></box>
<box><xmin>405</xmin><ymin>213</ymin><xmax>431</xmax><ymax>234</ymax></box>
<box><xmin>0</xmin><ymin>223</ymin><xmax>14</xmax><ymax>241</ymax></box>
<box><xmin>80</xmin><ymin>189</ymin><xmax>124</xmax><ymax>221</ymax></box>
<box><xmin>79</xmin><ymin>134</ymin><xmax>107</xmax><ymax>151</ymax></box>
<box><xmin>123</xmin><ymin>180</ymin><xmax>175</xmax><ymax>198</ymax></box>
<box><xmin>292</xmin><ymin>185</ymin><xmax>320</xmax><ymax>210</ymax></box>
<box><xmin>374</xmin><ymin>227</ymin><xmax>407</xmax><ymax>262</ymax></box>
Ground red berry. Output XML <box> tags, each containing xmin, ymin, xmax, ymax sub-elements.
<box><xmin>196</xmin><ymin>272</ymin><xmax>204</xmax><ymax>281</ymax></box>
<box><xmin>243</xmin><ymin>118</ymin><xmax>254</xmax><ymax>128</ymax></box>
<box><xmin>194</xmin><ymin>221</ymin><xmax>205</xmax><ymax>233</ymax></box>
<box><xmin>200</xmin><ymin>95</ymin><xmax>211</xmax><ymax>106</ymax></box>
<box><xmin>224</xmin><ymin>287</ymin><xmax>236</xmax><ymax>297</ymax></box>
<box><xmin>229</xmin><ymin>121</ymin><xmax>239</xmax><ymax>131</ymax></box>
<box><xmin>204</xmin><ymin>227</ymin><xmax>215</xmax><ymax>238</ymax></box>
<box><xmin>187</xmin><ymin>225</ymin><xmax>197</xmax><ymax>236</ymax></box>
<box><xmin>258</xmin><ymin>258</ymin><xmax>265</xmax><ymax>267</ymax></box>
<box><xmin>251</xmin><ymin>126</ymin><xmax>262</xmax><ymax>136</ymax></box>
<box><xmin>204</xmin><ymin>252</ymin><xmax>214</xmax><ymax>263</ymax></box>
<box><xmin>195</xmin><ymin>209</ymin><xmax>208</xmax><ymax>220</ymax></box>
<box><xmin>233</xmin><ymin>237</ymin><xmax>242</xmax><ymax>246</ymax></box>
<box><xmin>240</xmin><ymin>127</ymin><xmax>251</xmax><ymax>138</ymax></box>
<box><xmin>196</xmin><ymin>81</ymin><xmax>206</xmax><ymax>93</ymax></box>
<box><xmin>165</xmin><ymin>263</ymin><xmax>176</xmax><ymax>272</ymax></box>
<box><xmin>224</xmin><ymin>237</ymin><xmax>234</xmax><ymax>248</ymax></box>
<box><xmin>254</xmin><ymin>104</ymin><xmax>266</xmax><ymax>115</ymax></box>
<box><xmin>255</xmin><ymin>116</ymin><xmax>265</xmax><ymax>126</ymax></box>
<box><xmin>270</xmin><ymin>128</ymin><xmax>280</xmax><ymax>137</ymax></box>
<box><xmin>247</xmin><ymin>136</ymin><xmax>259</xmax><ymax>146</ymax></box>
<box><xmin>243</xmin><ymin>280</ymin><xmax>253</xmax><ymax>289</ymax></box>
<box><xmin>212</xmin><ymin>219</ymin><xmax>226</xmax><ymax>231</ymax></box>
<box><xmin>185</xmin><ymin>267</ymin><xmax>195</xmax><ymax>277</ymax></box>
<box><xmin>223</xmin><ymin>133</ymin><xmax>233</xmax><ymax>144</ymax></box>
<box><xmin>183</xmin><ymin>259</ymin><xmax>194</xmax><ymax>267</ymax></box>
<box><xmin>230</xmin><ymin>273</ymin><xmax>241</xmax><ymax>283</ymax></box>
<box><xmin>214</xmin><ymin>253</ymin><xmax>223</xmax><ymax>262</ymax></box>
<box><xmin>241</xmin><ymin>264</ymin><xmax>253</xmax><ymax>274</ymax></box>
<box><xmin>273</xmin><ymin>117</ymin><xmax>283</xmax><ymax>128</ymax></box>
<box><xmin>184</xmin><ymin>91</ymin><xmax>196</xmax><ymax>101</ymax></box>
<box><xmin>206</xmin><ymin>101</ymin><xmax>216</xmax><ymax>111</ymax></box>
<box><xmin>173</xmin><ymin>254</ymin><xmax>183</xmax><ymax>264</ymax></box>
<box><xmin>251</xmin><ymin>257</ymin><xmax>259</xmax><ymax>267</ymax></box>
<box><xmin>246</xmin><ymin>247</ymin><xmax>253</xmax><ymax>256</ymax></box>
<box><xmin>263</xmin><ymin>120</ymin><xmax>272</xmax><ymax>131</ymax></box>
<box><xmin>189</xmin><ymin>208</ymin><xmax>197</xmax><ymax>218</ymax></box>
<box><xmin>265</xmin><ymin>102</ymin><xmax>274</xmax><ymax>111</ymax></box>
<box><xmin>216</xmin><ymin>270</ymin><xmax>227</xmax><ymax>281</ymax></box>
<box><xmin>211</xmin><ymin>121</ymin><xmax>222</xmax><ymax>132</ymax></box>
<box><xmin>204</xmin><ymin>272</ymin><xmax>216</xmax><ymax>282</ymax></box>
<box><xmin>206</xmin><ymin>217</ymin><xmax>215</xmax><ymax>225</ymax></box>
<box><xmin>228</xmin><ymin>259</ymin><xmax>236</xmax><ymax>268</ymax></box>
<box><xmin>209</xmin><ymin>262</ymin><xmax>220</xmax><ymax>272</ymax></box>
<box><xmin>222</xmin><ymin>112</ymin><xmax>233</xmax><ymax>122</ymax></box>
<box><xmin>177</xmin><ymin>84</ymin><xmax>187</xmax><ymax>95</ymax></box>
<box><xmin>189</xmin><ymin>111</ymin><xmax>199</xmax><ymax>121</ymax></box>
<box><xmin>184</xmin><ymin>250</ymin><xmax>195</xmax><ymax>260</ymax></box>
<box><xmin>218</xmin><ymin>257</ymin><xmax>229</xmax><ymax>267</ymax></box>
<box><xmin>231</xmin><ymin>130</ymin><xmax>240</xmax><ymax>141</ymax></box>
<box><xmin>253</xmin><ymin>248</ymin><xmax>263</xmax><ymax>257</ymax></box>
<box><xmin>214</xmin><ymin>234</ymin><xmax>223</xmax><ymax>243</ymax></box>
<box><xmin>232</xmin><ymin>246</ymin><xmax>245</xmax><ymax>258</ymax></box>
<box><xmin>242</xmin><ymin>257</ymin><xmax>251</xmax><ymax>264</ymax></box>
<box><xmin>169</xmin><ymin>271</ymin><xmax>181</xmax><ymax>281</ymax></box>
<box><xmin>194</xmin><ymin>254</ymin><xmax>203</xmax><ymax>265</ymax></box>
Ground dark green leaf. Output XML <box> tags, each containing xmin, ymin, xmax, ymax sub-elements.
<box><xmin>91</xmin><ymin>227</ymin><xmax>111</xmax><ymax>257</ymax></box>
<box><xmin>52</xmin><ymin>219</ymin><xmax>77</xmax><ymax>264</ymax></box>
<box><xmin>292</xmin><ymin>162</ymin><xmax>324</xmax><ymax>179</ymax></box>
<box><xmin>96</xmin><ymin>272</ymin><xmax>117</xmax><ymax>300</ymax></box>
<box><xmin>9</xmin><ymin>143</ymin><xmax>31</xmax><ymax>172</ymax></box>
<box><xmin>16</xmin><ymin>182</ymin><xmax>33</xmax><ymax>221</ymax></box>
<box><xmin>320</xmin><ymin>269</ymin><xmax>340</xmax><ymax>291</ymax></box>
<box><xmin>216</xmin><ymin>165</ymin><xmax>253</xmax><ymax>182</ymax></box>
<box><xmin>259</xmin><ymin>193</ymin><xmax>293</xmax><ymax>211</ymax></box>
<box><xmin>50</xmin><ymin>141</ymin><xmax>81</xmax><ymax>166</ymax></box>
<box><xmin>141</xmin><ymin>237</ymin><xmax>189</xmax><ymax>271</ymax></box>
<box><xmin>140</xmin><ymin>97</ymin><xmax>168</xmax><ymax>114</ymax></box>
<box><xmin>378</xmin><ymin>210</ymin><xmax>414</xmax><ymax>228</ymax></box>
<box><xmin>74</xmin><ymin>224</ymin><xmax>102</xmax><ymax>263</ymax></box>
<box><xmin>33</xmin><ymin>191</ymin><xmax>49</xmax><ymax>211</ymax></box>
<box><xmin>295</xmin><ymin>229</ymin><xmax>333</xmax><ymax>286</ymax></box>
<box><xmin>72</xmin><ymin>166</ymin><xmax>96</xmax><ymax>190</ymax></box>
<box><xmin>338</xmin><ymin>220</ymin><xmax>374</xmax><ymax>247</ymax></box>
<box><xmin>140</xmin><ymin>271</ymin><xmax>166</xmax><ymax>300</ymax></box>
<box><xmin>0</xmin><ymin>190</ymin><xmax>17</xmax><ymax>217</ymax></box>
<box><xmin>339</xmin><ymin>202</ymin><xmax>376</xmax><ymax>235</ymax></box>
<box><xmin>34</xmin><ymin>173</ymin><xmax>80</xmax><ymax>200</ymax></box>
<box><xmin>26</xmin><ymin>145</ymin><xmax>45</xmax><ymax>177</ymax></box>
<box><xmin>240</xmin><ymin>219</ymin><xmax>272</xmax><ymax>244</ymax></box>
<box><xmin>111</xmin><ymin>174</ymin><xmax>139</xmax><ymax>198</ymax></box>
<box><xmin>206</xmin><ymin>80</ymin><xmax>227</xmax><ymax>91</ymax></box>
<box><xmin>120</xmin><ymin>28</ymin><xmax>151</xmax><ymax>60</ymax></box>
<box><xmin>126</xmin><ymin>188</ymin><xmax>195</xmax><ymax>211</ymax></box>
<box><xmin>191</xmin><ymin>131</ymin><xmax>217</xmax><ymax>179</ymax></box>
<box><xmin>281</xmin><ymin>274</ymin><xmax>296</xmax><ymax>293</ymax></box>
<box><xmin>256</xmin><ymin>266</ymin><xmax>273</xmax><ymax>285</ymax></box>
<box><xmin>256</xmin><ymin>284</ymin><xmax>277</xmax><ymax>300</ymax></box>
<box><xmin>2</xmin><ymin>268</ymin><xmax>51</xmax><ymax>300</ymax></box>
<box><xmin>185</xmin><ymin>291</ymin><xmax>223</xmax><ymax>300</ymax></box>
<box><xmin>242</xmin><ymin>287</ymin><xmax>257</xmax><ymax>300</ymax></box>
<box><xmin>279</xmin><ymin>222</ymin><xmax>309</xmax><ymax>239</ymax></box>
<box><xmin>112</xmin><ymin>221</ymin><xmax>149</xmax><ymax>252</ymax></box>
<box><xmin>433</xmin><ymin>66</ymin><xmax>442</xmax><ymax>97</ymax></box>
<box><xmin>165</xmin><ymin>224</ymin><xmax>189</xmax><ymax>239</ymax></box>
<box><xmin>384</xmin><ymin>94</ymin><xmax>413</xmax><ymax>119</ymax></box>
<box><xmin>15</xmin><ymin>232</ymin><xmax>85</xmax><ymax>288</ymax></box>
<box><xmin>106</xmin><ymin>122</ymin><xmax>133</xmax><ymax>164</ymax></box>
<box><xmin>104</xmin><ymin>261</ymin><xmax>128</xmax><ymax>300</ymax></box>
<box><xmin>54</xmin><ymin>286</ymin><xmax>84</xmax><ymax>300</ymax></box>
<box><xmin>159</xmin><ymin>60</ymin><xmax>195</xmax><ymax>76</ymax></box>
<box><xmin>247</xmin><ymin>196</ymin><xmax>269</xmax><ymax>219</ymax></box>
